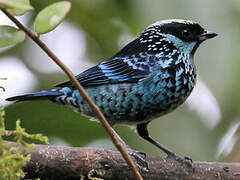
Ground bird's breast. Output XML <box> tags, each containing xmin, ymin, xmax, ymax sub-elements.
<box><xmin>117</xmin><ymin>60</ymin><xmax>197</xmax><ymax>123</ymax></box>
<box><xmin>150</xmin><ymin>62</ymin><xmax>196</xmax><ymax>111</ymax></box>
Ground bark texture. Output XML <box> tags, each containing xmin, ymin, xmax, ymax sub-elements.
<box><xmin>17</xmin><ymin>143</ymin><xmax>240</xmax><ymax>180</ymax></box>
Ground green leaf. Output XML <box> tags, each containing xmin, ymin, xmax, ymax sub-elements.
<box><xmin>0</xmin><ymin>26</ymin><xmax>26</xmax><ymax>48</ymax></box>
<box><xmin>0</xmin><ymin>0</ymin><xmax>33</xmax><ymax>11</ymax></box>
<box><xmin>34</xmin><ymin>1</ymin><xmax>71</xmax><ymax>34</ymax></box>
<box><xmin>7</xmin><ymin>0</ymin><xmax>32</xmax><ymax>16</ymax></box>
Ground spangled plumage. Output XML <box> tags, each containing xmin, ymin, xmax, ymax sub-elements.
<box><xmin>56</xmin><ymin>54</ymin><xmax>152</xmax><ymax>87</ymax></box>
<box><xmin>7</xmin><ymin>19</ymin><xmax>217</xmax><ymax>164</ymax></box>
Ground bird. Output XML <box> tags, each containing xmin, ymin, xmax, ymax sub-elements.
<box><xmin>7</xmin><ymin>19</ymin><xmax>217</xmax><ymax>167</ymax></box>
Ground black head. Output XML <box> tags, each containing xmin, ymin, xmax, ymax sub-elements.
<box><xmin>146</xmin><ymin>19</ymin><xmax>217</xmax><ymax>43</ymax></box>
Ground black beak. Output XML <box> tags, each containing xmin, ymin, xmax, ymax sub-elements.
<box><xmin>199</xmin><ymin>31</ymin><xmax>218</xmax><ymax>42</ymax></box>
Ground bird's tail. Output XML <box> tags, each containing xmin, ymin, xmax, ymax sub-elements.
<box><xmin>6</xmin><ymin>90</ymin><xmax>64</xmax><ymax>103</ymax></box>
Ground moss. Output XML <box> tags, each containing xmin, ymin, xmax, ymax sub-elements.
<box><xmin>0</xmin><ymin>107</ymin><xmax>48</xmax><ymax>180</ymax></box>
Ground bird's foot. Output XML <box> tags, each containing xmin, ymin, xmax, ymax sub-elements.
<box><xmin>167</xmin><ymin>152</ymin><xmax>193</xmax><ymax>168</ymax></box>
<box><xmin>127</xmin><ymin>149</ymin><xmax>149</xmax><ymax>172</ymax></box>
<box><xmin>132</xmin><ymin>150</ymin><xmax>147</xmax><ymax>158</ymax></box>
<box><xmin>184</xmin><ymin>156</ymin><xmax>193</xmax><ymax>162</ymax></box>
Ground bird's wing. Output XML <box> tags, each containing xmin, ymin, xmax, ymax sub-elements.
<box><xmin>56</xmin><ymin>54</ymin><xmax>159</xmax><ymax>87</ymax></box>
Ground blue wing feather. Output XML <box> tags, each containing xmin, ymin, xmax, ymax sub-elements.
<box><xmin>56</xmin><ymin>54</ymin><xmax>159</xmax><ymax>87</ymax></box>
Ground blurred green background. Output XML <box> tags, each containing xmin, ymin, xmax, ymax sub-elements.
<box><xmin>1</xmin><ymin>0</ymin><xmax>240</xmax><ymax>162</ymax></box>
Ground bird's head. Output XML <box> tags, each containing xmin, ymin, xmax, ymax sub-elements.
<box><xmin>139</xmin><ymin>19</ymin><xmax>217</xmax><ymax>56</ymax></box>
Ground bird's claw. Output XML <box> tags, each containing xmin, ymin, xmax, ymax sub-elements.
<box><xmin>184</xmin><ymin>156</ymin><xmax>193</xmax><ymax>162</ymax></box>
<box><xmin>133</xmin><ymin>150</ymin><xmax>147</xmax><ymax>158</ymax></box>
<box><xmin>128</xmin><ymin>150</ymin><xmax>149</xmax><ymax>172</ymax></box>
<box><xmin>167</xmin><ymin>153</ymin><xmax>193</xmax><ymax>168</ymax></box>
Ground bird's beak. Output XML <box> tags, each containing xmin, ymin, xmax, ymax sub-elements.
<box><xmin>198</xmin><ymin>31</ymin><xmax>218</xmax><ymax>42</ymax></box>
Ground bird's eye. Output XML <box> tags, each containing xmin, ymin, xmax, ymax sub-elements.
<box><xmin>182</xmin><ymin>29</ymin><xmax>191</xmax><ymax>38</ymax></box>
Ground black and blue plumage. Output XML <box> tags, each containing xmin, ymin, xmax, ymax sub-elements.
<box><xmin>7</xmin><ymin>19</ymin><xmax>217</xmax><ymax>165</ymax></box>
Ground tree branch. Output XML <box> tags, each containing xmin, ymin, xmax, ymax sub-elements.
<box><xmin>1</xmin><ymin>8</ymin><xmax>143</xmax><ymax>180</ymax></box>
<box><xmin>8</xmin><ymin>142</ymin><xmax>238</xmax><ymax>180</ymax></box>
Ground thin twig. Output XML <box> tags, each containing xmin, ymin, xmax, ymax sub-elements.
<box><xmin>1</xmin><ymin>8</ymin><xmax>143</xmax><ymax>180</ymax></box>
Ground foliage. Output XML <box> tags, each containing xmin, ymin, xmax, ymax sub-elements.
<box><xmin>34</xmin><ymin>1</ymin><xmax>71</xmax><ymax>34</ymax></box>
<box><xmin>0</xmin><ymin>0</ymin><xmax>32</xmax><ymax>13</ymax></box>
<box><xmin>0</xmin><ymin>107</ymin><xmax>48</xmax><ymax>180</ymax></box>
<box><xmin>0</xmin><ymin>0</ymin><xmax>71</xmax><ymax>47</ymax></box>
<box><xmin>0</xmin><ymin>26</ymin><xmax>25</xmax><ymax>48</ymax></box>
<box><xmin>6</xmin><ymin>0</ymin><xmax>32</xmax><ymax>16</ymax></box>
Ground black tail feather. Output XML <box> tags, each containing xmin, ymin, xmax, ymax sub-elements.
<box><xmin>6</xmin><ymin>91</ymin><xmax>63</xmax><ymax>102</ymax></box>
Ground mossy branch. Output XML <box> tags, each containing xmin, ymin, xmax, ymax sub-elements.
<box><xmin>3</xmin><ymin>142</ymin><xmax>240</xmax><ymax>180</ymax></box>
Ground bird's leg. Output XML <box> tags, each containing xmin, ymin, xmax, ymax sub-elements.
<box><xmin>136</xmin><ymin>122</ymin><xmax>192</xmax><ymax>167</ymax></box>
<box><xmin>110</xmin><ymin>126</ymin><xmax>149</xmax><ymax>170</ymax></box>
